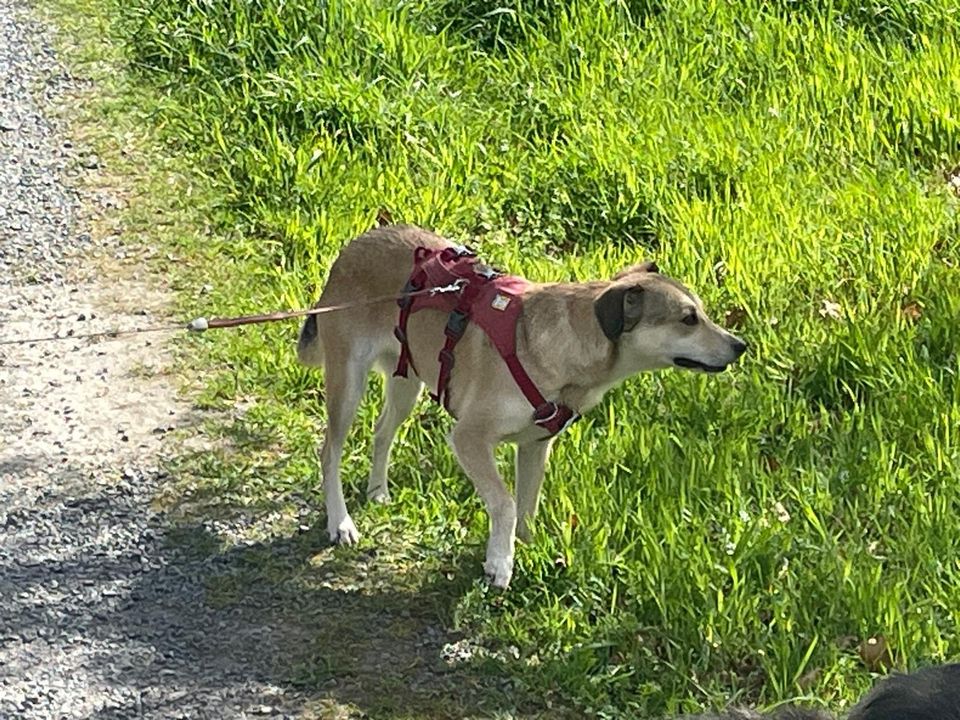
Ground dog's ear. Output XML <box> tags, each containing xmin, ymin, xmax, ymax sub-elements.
<box><xmin>594</xmin><ymin>285</ymin><xmax>645</xmax><ymax>341</ymax></box>
<box><xmin>613</xmin><ymin>261</ymin><xmax>659</xmax><ymax>280</ymax></box>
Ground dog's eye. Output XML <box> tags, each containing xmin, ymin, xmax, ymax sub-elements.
<box><xmin>681</xmin><ymin>312</ymin><xmax>698</xmax><ymax>326</ymax></box>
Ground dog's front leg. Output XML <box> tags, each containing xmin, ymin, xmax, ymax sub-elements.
<box><xmin>448</xmin><ymin>423</ymin><xmax>516</xmax><ymax>588</ymax></box>
<box><xmin>515</xmin><ymin>438</ymin><xmax>553</xmax><ymax>543</ymax></box>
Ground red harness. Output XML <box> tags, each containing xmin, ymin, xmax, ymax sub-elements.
<box><xmin>393</xmin><ymin>245</ymin><xmax>579</xmax><ymax>438</ymax></box>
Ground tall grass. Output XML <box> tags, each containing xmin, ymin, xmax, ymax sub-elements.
<box><xmin>111</xmin><ymin>0</ymin><xmax>960</xmax><ymax>714</ymax></box>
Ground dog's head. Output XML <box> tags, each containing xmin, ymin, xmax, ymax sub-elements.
<box><xmin>594</xmin><ymin>261</ymin><xmax>747</xmax><ymax>374</ymax></box>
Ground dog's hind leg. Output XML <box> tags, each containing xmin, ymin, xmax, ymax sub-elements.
<box><xmin>449</xmin><ymin>423</ymin><xmax>516</xmax><ymax>588</ymax></box>
<box><xmin>367</xmin><ymin>375</ymin><xmax>422</xmax><ymax>503</ymax></box>
<box><xmin>319</xmin><ymin>352</ymin><xmax>372</xmax><ymax>545</ymax></box>
<box><xmin>515</xmin><ymin>438</ymin><xmax>553</xmax><ymax>543</ymax></box>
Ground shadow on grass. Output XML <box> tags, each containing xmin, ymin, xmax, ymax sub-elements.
<box><xmin>139</xmin><ymin>431</ymin><xmax>570</xmax><ymax>720</ymax></box>
<box><xmin>123</xmin><ymin>518</ymin><xmax>545</xmax><ymax>719</ymax></box>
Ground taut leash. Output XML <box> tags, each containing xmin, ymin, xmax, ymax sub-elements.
<box><xmin>0</xmin><ymin>282</ymin><xmax>464</xmax><ymax>347</ymax></box>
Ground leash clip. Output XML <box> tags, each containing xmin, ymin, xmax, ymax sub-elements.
<box><xmin>430</xmin><ymin>279</ymin><xmax>467</xmax><ymax>296</ymax></box>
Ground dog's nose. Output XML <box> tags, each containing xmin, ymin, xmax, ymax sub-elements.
<box><xmin>730</xmin><ymin>338</ymin><xmax>748</xmax><ymax>356</ymax></box>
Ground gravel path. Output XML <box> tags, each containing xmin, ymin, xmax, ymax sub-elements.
<box><xmin>0</xmin><ymin>1</ymin><xmax>308</xmax><ymax>716</ymax></box>
<box><xmin>0</xmin><ymin>0</ymin><xmax>82</xmax><ymax>283</ymax></box>
<box><xmin>0</xmin><ymin>4</ymin><xmax>541</xmax><ymax>719</ymax></box>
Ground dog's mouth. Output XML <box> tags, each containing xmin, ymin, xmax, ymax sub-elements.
<box><xmin>673</xmin><ymin>357</ymin><xmax>728</xmax><ymax>373</ymax></box>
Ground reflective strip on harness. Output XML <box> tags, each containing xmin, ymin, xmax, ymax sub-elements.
<box><xmin>393</xmin><ymin>245</ymin><xmax>579</xmax><ymax>438</ymax></box>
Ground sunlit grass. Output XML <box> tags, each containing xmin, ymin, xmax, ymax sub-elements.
<box><xmin>63</xmin><ymin>0</ymin><xmax>960</xmax><ymax>714</ymax></box>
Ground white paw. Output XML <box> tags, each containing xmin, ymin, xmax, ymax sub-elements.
<box><xmin>366</xmin><ymin>485</ymin><xmax>391</xmax><ymax>504</ymax></box>
<box><xmin>328</xmin><ymin>515</ymin><xmax>360</xmax><ymax>545</ymax></box>
<box><xmin>483</xmin><ymin>555</ymin><xmax>514</xmax><ymax>589</ymax></box>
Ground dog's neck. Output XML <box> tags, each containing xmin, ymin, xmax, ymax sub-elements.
<box><xmin>518</xmin><ymin>282</ymin><xmax>622</xmax><ymax>414</ymax></box>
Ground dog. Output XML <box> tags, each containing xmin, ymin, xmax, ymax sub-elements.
<box><xmin>297</xmin><ymin>225</ymin><xmax>747</xmax><ymax>587</ymax></box>
<box><xmin>683</xmin><ymin>663</ymin><xmax>960</xmax><ymax>720</ymax></box>
<box><xmin>847</xmin><ymin>663</ymin><xmax>960</xmax><ymax>720</ymax></box>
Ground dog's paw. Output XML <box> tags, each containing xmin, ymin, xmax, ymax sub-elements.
<box><xmin>366</xmin><ymin>485</ymin><xmax>391</xmax><ymax>504</ymax></box>
<box><xmin>483</xmin><ymin>556</ymin><xmax>514</xmax><ymax>589</ymax></box>
<box><xmin>328</xmin><ymin>516</ymin><xmax>360</xmax><ymax>545</ymax></box>
<box><xmin>515</xmin><ymin>521</ymin><xmax>533</xmax><ymax>544</ymax></box>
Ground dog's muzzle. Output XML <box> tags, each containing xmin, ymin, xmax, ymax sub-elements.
<box><xmin>673</xmin><ymin>357</ymin><xmax>729</xmax><ymax>373</ymax></box>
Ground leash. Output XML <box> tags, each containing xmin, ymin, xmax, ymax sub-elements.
<box><xmin>0</xmin><ymin>323</ymin><xmax>182</xmax><ymax>346</ymax></box>
<box><xmin>0</xmin><ymin>282</ymin><xmax>465</xmax><ymax>347</ymax></box>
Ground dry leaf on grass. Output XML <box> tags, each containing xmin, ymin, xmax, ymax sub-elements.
<box><xmin>724</xmin><ymin>306</ymin><xmax>748</xmax><ymax>329</ymax></box>
<box><xmin>859</xmin><ymin>635</ymin><xmax>894</xmax><ymax>671</ymax></box>
<box><xmin>773</xmin><ymin>501</ymin><xmax>791</xmax><ymax>523</ymax></box>
<box><xmin>901</xmin><ymin>301</ymin><xmax>923</xmax><ymax>322</ymax></box>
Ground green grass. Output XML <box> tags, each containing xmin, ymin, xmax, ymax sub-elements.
<box><xmin>48</xmin><ymin>0</ymin><xmax>960</xmax><ymax>715</ymax></box>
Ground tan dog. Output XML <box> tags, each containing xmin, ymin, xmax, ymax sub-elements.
<box><xmin>297</xmin><ymin>225</ymin><xmax>746</xmax><ymax>587</ymax></box>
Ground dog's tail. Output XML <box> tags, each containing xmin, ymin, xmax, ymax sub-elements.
<box><xmin>296</xmin><ymin>313</ymin><xmax>325</xmax><ymax>367</ymax></box>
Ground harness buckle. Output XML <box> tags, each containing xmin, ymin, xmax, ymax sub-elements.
<box><xmin>444</xmin><ymin>309</ymin><xmax>469</xmax><ymax>339</ymax></box>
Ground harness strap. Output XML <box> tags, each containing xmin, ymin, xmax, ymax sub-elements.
<box><xmin>393</xmin><ymin>276</ymin><xmax>422</xmax><ymax>378</ymax></box>
<box><xmin>393</xmin><ymin>246</ymin><xmax>444</xmax><ymax>379</ymax></box>
<box><xmin>432</xmin><ymin>280</ymin><xmax>482</xmax><ymax>409</ymax></box>
<box><xmin>503</xmin><ymin>354</ymin><xmax>580</xmax><ymax>437</ymax></box>
<box><xmin>393</xmin><ymin>244</ymin><xmax>579</xmax><ymax>438</ymax></box>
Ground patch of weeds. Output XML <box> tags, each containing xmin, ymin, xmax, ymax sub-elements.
<box><xmin>776</xmin><ymin>0</ymin><xmax>955</xmax><ymax>49</ymax></box>
<box><xmin>428</xmin><ymin>0</ymin><xmax>559</xmax><ymax>52</ymax></box>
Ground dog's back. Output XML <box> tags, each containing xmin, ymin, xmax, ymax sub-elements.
<box><xmin>296</xmin><ymin>224</ymin><xmax>450</xmax><ymax>368</ymax></box>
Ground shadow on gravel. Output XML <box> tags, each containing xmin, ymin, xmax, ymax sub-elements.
<box><xmin>102</xmin><ymin>519</ymin><xmax>542</xmax><ymax>719</ymax></box>
<box><xmin>0</xmin><ymin>455</ymin><xmax>47</xmax><ymax>476</ymax></box>
<box><xmin>0</xmin><ymin>471</ymin><xmax>552</xmax><ymax>719</ymax></box>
